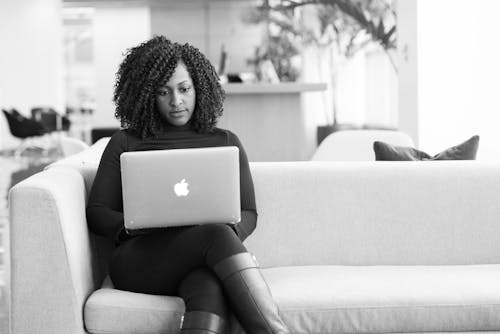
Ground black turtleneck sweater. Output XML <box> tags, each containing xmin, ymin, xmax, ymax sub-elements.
<box><xmin>86</xmin><ymin>124</ymin><xmax>257</xmax><ymax>244</ymax></box>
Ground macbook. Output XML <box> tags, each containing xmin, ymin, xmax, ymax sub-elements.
<box><xmin>120</xmin><ymin>146</ymin><xmax>241</xmax><ymax>231</ymax></box>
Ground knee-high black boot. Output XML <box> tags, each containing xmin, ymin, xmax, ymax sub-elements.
<box><xmin>213</xmin><ymin>252</ymin><xmax>290</xmax><ymax>334</ymax></box>
<box><xmin>180</xmin><ymin>311</ymin><xmax>225</xmax><ymax>334</ymax></box>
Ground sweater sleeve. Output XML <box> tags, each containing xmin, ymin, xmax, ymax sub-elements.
<box><xmin>86</xmin><ymin>131</ymin><xmax>128</xmax><ymax>243</ymax></box>
<box><xmin>227</xmin><ymin>131</ymin><xmax>258</xmax><ymax>241</ymax></box>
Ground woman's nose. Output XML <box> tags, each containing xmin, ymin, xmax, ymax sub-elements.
<box><xmin>169</xmin><ymin>92</ymin><xmax>182</xmax><ymax>107</ymax></box>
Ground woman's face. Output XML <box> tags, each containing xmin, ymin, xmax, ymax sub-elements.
<box><xmin>156</xmin><ymin>61</ymin><xmax>196</xmax><ymax>127</ymax></box>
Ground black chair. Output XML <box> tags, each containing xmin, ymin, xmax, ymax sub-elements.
<box><xmin>3</xmin><ymin>108</ymin><xmax>46</xmax><ymax>137</ymax></box>
<box><xmin>91</xmin><ymin>127</ymin><xmax>119</xmax><ymax>144</ymax></box>
<box><xmin>2</xmin><ymin>108</ymin><xmax>50</xmax><ymax>157</ymax></box>
<box><xmin>31</xmin><ymin>107</ymin><xmax>71</xmax><ymax>132</ymax></box>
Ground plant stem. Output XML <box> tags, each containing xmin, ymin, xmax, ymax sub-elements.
<box><xmin>384</xmin><ymin>48</ymin><xmax>398</xmax><ymax>74</ymax></box>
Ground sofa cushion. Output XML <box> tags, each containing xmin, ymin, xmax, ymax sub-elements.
<box><xmin>373</xmin><ymin>135</ymin><xmax>479</xmax><ymax>161</ymax></box>
<box><xmin>270</xmin><ymin>264</ymin><xmax>500</xmax><ymax>333</ymax></box>
<box><xmin>246</xmin><ymin>161</ymin><xmax>500</xmax><ymax>268</ymax></box>
<box><xmin>84</xmin><ymin>287</ymin><xmax>185</xmax><ymax>334</ymax></box>
<box><xmin>84</xmin><ymin>264</ymin><xmax>500</xmax><ymax>334</ymax></box>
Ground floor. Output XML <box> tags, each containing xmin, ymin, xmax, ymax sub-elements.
<box><xmin>0</xmin><ymin>148</ymin><xmax>63</xmax><ymax>334</ymax></box>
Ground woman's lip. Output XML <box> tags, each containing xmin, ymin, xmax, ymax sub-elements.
<box><xmin>170</xmin><ymin>110</ymin><xmax>186</xmax><ymax>114</ymax></box>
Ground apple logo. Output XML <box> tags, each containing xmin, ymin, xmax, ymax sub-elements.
<box><xmin>174</xmin><ymin>178</ymin><xmax>189</xmax><ymax>197</ymax></box>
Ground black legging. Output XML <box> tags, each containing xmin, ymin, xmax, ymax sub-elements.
<box><xmin>110</xmin><ymin>224</ymin><xmax>246</xmax><ymax>317</ymax></box>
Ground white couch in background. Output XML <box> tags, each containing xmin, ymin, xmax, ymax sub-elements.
<box><xmin>8</xmin><ymin>139</ymin><xmax>500</xmax><ymax>334</ymax></box>
<box><xmin>312</xmin><ymin>130</ymin><xmax>414</xmax><ymax>161</ymax></box>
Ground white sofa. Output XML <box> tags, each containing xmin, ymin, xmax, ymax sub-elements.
<box><xmin>8</xmin><ymin>139</ymin><xmax>500</xmax><ymax>334</ymax></box>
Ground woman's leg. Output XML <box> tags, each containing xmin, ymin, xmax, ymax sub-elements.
<box><xmin>178</xmin><ymin>268</ymin><xmax>227</xmax><ymax>334</ymax></box>
<box><xmin>110</xmin><ymin>223</ymin><xmax>289</xmax><ymax>334</ymax></box>
<box><xmin>214</xmin><ymin>253</ymin><xmax>289</xmax><ymax>334</ymax></box>
<box><xmin>110</xmin><ymin>224</ymin><xmax>245</xmax><ymax>295</ymax></box>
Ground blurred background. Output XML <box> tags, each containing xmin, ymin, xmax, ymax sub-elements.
<box><xmin>2</xmin><ymin>0</ymin><xmax>500</xmax><ymax>161</ymax></box>
<box><xmin>2</xmin><ymin>0</ymin><xmax>499</xmax><ymax>160</ymax></box>
<box><xmin>0</xmin><ymin>0</ymin><xmax>401</xmax><ymax>161</ymax></box>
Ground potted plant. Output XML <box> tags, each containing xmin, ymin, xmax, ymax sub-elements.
<box><xmin>244</xmin><ymin>0</ymin><xmax>397</xmax><ymax>144</ymax></box>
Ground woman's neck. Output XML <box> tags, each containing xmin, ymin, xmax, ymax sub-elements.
<box><xmin>165</xmin><ymin>121</ymin><xmax>193</xmax><ymax>132</ymax></box>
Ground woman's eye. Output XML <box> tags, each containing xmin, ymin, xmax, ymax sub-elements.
<box><xmin>158</xmin><ymin>90</ymin><xmax>169</xmax><ymax>96</ymax></box>
<box><xmin>180</xmin><ymin>86</ymin><xmax>191</xmax><ymax>93</ymax></box>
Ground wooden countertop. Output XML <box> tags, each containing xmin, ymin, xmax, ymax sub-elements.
<box><xmin>222</xmin><ymin>82</ymin><xmax>327</xmax><ymax>95</ymax></box>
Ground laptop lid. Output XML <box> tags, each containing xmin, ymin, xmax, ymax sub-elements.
<box><xmin>120</xmin><ymin>146</ymin><xmax>241</xmax><ymax>230</ymax></box>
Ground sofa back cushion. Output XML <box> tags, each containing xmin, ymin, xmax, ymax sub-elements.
<box><xmin>50</xmin><ymin>143</ymin><xmax>500</xmax><ymax>268</ymax></box>
<box><xmin>246</xmin><ymin>161</ymin><xmax>500</xmax><ymax>267</ymax></box>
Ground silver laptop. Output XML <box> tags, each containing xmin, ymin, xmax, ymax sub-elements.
<box><xmin>120</xmin><ymin>146</ymin><xmax>241</xmax><ymax>231</ymax></box>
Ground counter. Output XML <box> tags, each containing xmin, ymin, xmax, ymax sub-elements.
<box><xmin>218</xmin><ymin>82</ymin><xmax>327</xmax><ymax>161</ymax></box>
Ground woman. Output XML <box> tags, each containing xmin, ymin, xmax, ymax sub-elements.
<box><xmin>86</xmin><ymin>36</ymin><xmax>290</xmax><ymax>334</ymax></box>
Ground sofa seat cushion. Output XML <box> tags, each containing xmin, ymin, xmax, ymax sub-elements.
<box><xmin>268</xmin><ymin>264</ymin><xmax>500</xmax><ymax>333</ymax></box>
<box><xmin>84</xmin><ymin>286</ymin><xmax>185</xmax><ymax>334</ymax></box>
<box><xmin>84</xmin><ymin>264</ymin><xmax>500</xmax><ymax>334</ymax></box>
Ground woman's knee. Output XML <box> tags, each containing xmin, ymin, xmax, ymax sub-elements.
<box><xmin>179</xmin><ymin>268</ymin><xmax>222</xmax><ymax>295</ymax></box>
<box><xmin>196</xmin><ymin>224</ymin><xmax>246</xmax><ymax>263</ymax></box>
<box><xmin>195</xmin><ymin>224</ymin><xmax>234</xmax><ymax>239</ymax></box>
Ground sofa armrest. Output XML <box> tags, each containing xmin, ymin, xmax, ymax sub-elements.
<box><xmin>9</xmin><ymin>167</ymin><xmax>96</xmax><ymax>334</ymax></box>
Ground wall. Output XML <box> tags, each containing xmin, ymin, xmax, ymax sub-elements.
<box><xmin>417</xmin><ymin>0</ymin><xmax>500</xmax><ymax>160</ymax></box>
<box><xmin>365</xmin><ymin>50</ymin><xmax>398</xmax><ymax>127</ymax></box>
<box><xmin>93</xmin><ymin>5</ymin><xmax>150</xmax><ymax>128</ymax></box>
<box><xmin>150</xmin><ymin>0</ymin><xmax>263</xmax><ymax>74</ymax></box>
<box><xmin>0</xmin><ymin>0</ymin><xmax>64</xmax><ymax>149</ymax></box>
<box><xmin>397</xmin><ymin>0</ymin><xmax>419</xmax><ymax>146</ymax></box>
<box><xmin>399</xmin><ymin>0</ymin><xmax>500</xmax><ymax>159</ymax></box>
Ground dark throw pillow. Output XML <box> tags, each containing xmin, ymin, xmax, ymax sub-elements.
<box><xmin>373</xmin><ymin>135</ymin><xmax>480</xmax><ymax>161</ymax></box>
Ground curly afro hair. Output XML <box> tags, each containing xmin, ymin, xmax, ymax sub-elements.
<box><xmin>113</xmin><ymin>35</ymin><xmax>225</xmax><ymax>138</ymax></box>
